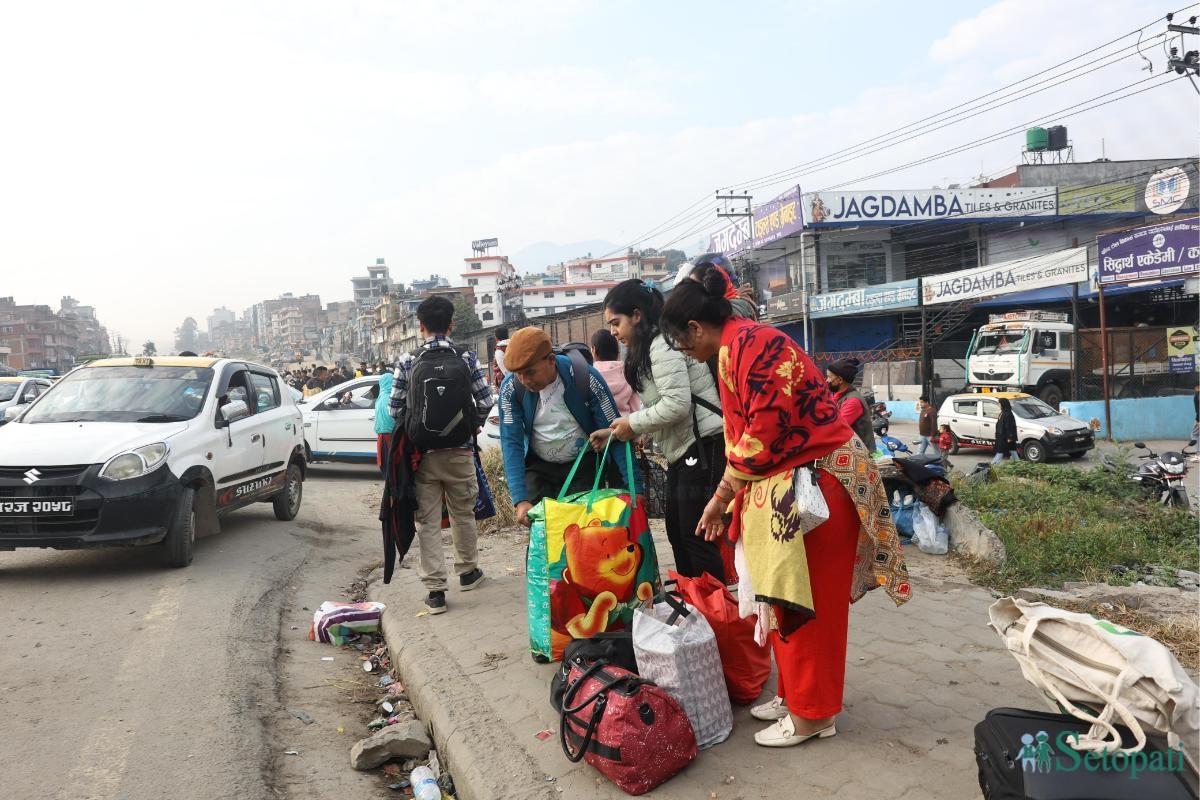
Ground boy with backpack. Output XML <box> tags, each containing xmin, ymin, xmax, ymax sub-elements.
<box><xmin>388</xmin><ymin>295</ymin><xmax>494</xmax><ymax>615</ymax></box>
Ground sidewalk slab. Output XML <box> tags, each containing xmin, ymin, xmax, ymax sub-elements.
<box><xmin>375</xmin><ymin>525</ymin><xmax>1047</xmax><ymax>800</ymax></box>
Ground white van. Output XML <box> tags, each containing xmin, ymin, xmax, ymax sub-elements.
<box><xmin>0</xmin><ymin>356</ymin><xmax>306</xmax><ymax>566</ymax></box>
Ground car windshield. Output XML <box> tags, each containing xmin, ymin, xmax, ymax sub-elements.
<box><xmin>972</xmin><ymin>328</ymin><xmax>1029</xmax><ymax>355</ymax></box>
<box><xmin>1011</xmin><ymin>397</ymin><xmax>1058</xmax><ymax>420</ymax></box>
<box><xmin>0</xmin><ymin>384</ymin><xmax>18</xmax><ymax>402</ymax></box>
<box><xmin>21</xmin><ymin>366</ymin><xmax>214</xmax><ymax>424</ymax></box>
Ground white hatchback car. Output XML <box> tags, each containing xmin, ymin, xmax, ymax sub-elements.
<box><xmin>938</xmin><ymin>391</ymin><xmax>1095</xmax><ymax>463</ymax></box>
<box><xmin>300</xmin><ymin>375</ymin><xmax>498</xmax><ymax>465</ymax></box>
<box><xmin>0</xmin><ymin>356</ymin><xmax>306</xmax><ymax>567</ymax></box>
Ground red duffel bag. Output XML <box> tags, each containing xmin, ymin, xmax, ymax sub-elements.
<box><xmin>559</xmin><ymin>658</ymin><xmax>697</xmax><ymax>795</ymax></box>
<box><xmin>671</xmin><ymin>570</ymin><xmax>771</xmax><ymax>705</ymax></box>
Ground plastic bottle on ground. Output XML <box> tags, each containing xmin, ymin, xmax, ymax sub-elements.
<box><xmin>410</xmin><ymin>765</ymin><xmax>440</xmax><ymax>800</ymax></box>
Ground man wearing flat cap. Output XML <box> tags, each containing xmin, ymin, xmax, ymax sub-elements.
<box><xmin>498</xmin><ymin>326</ymin><xmax>639</xmax><ymax>527</ymax></box>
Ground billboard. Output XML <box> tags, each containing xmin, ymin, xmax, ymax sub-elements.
<box><xmin>922</xmin><ymin>247</ymin><xmax>1088</xmax><ymax>305</ymax></box>
<box><xmin>804</xmin><ymin>187</ymin><xmax>1058</xmax><ymax>226</ymax></box>
<box><xmin>809</xmin><ymin>279</ymin><xmax>920</xmax><ymax>318</ymax></box>
<box><xmin>1058</xmin><ymin>181</ymin><xmax>1137</xmax><ymax>214</ymax></box>
<box><xmin>1097</xmin><ymin>217</ymin><xmax>1199</xmax><ymax>285</ymax></box>
<box><xmin>472</xmin><ymin>238</ymin><xmax>499</xmax><ymax>251</ymax></box>
<box><xmin>707</xmin><ymin>185</ymin><xmax>803</xmax><ymax>256</ymax></box>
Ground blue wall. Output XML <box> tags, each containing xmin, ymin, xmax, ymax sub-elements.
<box><xmin>1059</xmin><ymin>396</ymin><xmax>1195</xmax><ymax>442</ymax></box>
<box><xmin>882</xmin><ymin>401</ymin><xmax>921</xmax><ymax>421</ymax></box>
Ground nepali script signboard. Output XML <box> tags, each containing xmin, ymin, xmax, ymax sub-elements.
<box><xmin>708</xmin><ymin>185</ymin><xmax>804</xmax><ymax>256</ymax></box>
<box><xmin>922</xmin><ymin>247</ymin><xmax>1088</xmax><ymax>306</ymax></box>
<box><xmin>1096</xmin><ymin>217</ymin><xmax>1199</xmax><ymax>286</ymax></box>
<box><xmin>809</xmin><ymin>279</ymin><xmax>920</xmax><ymax>318</ymax></box>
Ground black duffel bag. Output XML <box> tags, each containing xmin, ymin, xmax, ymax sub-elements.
<box><xmin>549</xmin><ymin>632</ymin><xmax>637</xmax><ymax>713</ymax></box>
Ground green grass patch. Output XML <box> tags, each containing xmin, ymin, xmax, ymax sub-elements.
<box><xmin>953</xmin><ymin>461</ymin><xmax>1198</xmax><ymax>593</ymax></box>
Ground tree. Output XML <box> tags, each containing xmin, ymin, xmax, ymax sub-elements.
<box><xmin>142</xmin><ymin>340</ymin><xmax>157</xmax><ymax>356</ymax></box>
<box><xmin>640</xmin><ymin>247</ymin><xmax>688</xmax><ymax>271</ymax></box>
<box><xmin>451</xmin><ymin>297</ymin><xmax>482</xmax><ymax>337</ymax></box>
<box><xmin>174</xmin><ymin>317</ymin><xmax>199</xmax><ymax>354</ymax></box>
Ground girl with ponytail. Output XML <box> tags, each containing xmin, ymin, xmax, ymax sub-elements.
<box><xmin>589</xmin><ymin>278</ymin><xmax>728</xmax><ymax>581</ymax></box>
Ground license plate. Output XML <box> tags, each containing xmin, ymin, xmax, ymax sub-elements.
<box><xmin>0</xmin><ymin>498</ymin><xmax>74</xmax><ymax>517</ymax></box>
<box><xmin>1074</xmin><ymin>436</ymin><xmax>1088</xmax><ymax>443</ymax></box>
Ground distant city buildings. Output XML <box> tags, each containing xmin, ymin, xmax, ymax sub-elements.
<box><xmin>0</xmin><ymin>295</ymin><xmax>113</xmax><ymax>372</ymax></box>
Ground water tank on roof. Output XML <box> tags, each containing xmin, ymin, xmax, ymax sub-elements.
<box><xmin>1047</xmin><ymin>125</ymin><xmax>1068</xmax><ymax>151</ymax></box>
<box><xmin>1026</xmin><ymin>127</ymin><xmax>1049</xmax><ymax>151</ymax></box>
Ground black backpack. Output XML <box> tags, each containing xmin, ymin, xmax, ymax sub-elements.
<box><xmin>404</xmin><ymin>346</ymin><xmax>475</xmax><ymax>451</ymax></box>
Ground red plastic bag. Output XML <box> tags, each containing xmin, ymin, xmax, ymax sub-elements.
<box><xmin>670</xmin><ymin>570</ymin><xmax>771</xmax><ymax>705</ymax></box>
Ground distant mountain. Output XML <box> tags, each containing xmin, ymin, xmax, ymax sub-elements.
<box><xmin>511</xmin><ymin>240</ymin><xmax>622</xmax><ymax>274</ymax></box>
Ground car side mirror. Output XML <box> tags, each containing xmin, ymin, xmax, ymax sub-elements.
<box><xmin>220</xmin><ymin>399</ymin><xmax>251</xmax><ymax>424</ymax></box>
<box><xmin>3</xmin><ymin>406</ymin><xmax>22</xmax><ymax>421</ymax></box>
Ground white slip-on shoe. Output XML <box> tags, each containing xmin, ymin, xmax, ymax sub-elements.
<box><xmin>754</xmin><ymin>714</ymin><xmax>837</xmax><ymax>748</ymax></box>
<box><xmin>750</xmin><ymin>696</ymin><xmax>789</xmax><ymax>721</ymax></box>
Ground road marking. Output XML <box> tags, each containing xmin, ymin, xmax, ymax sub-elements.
<box><xmin>57</xmin><ymin>585</ymin><xmax>182</xmax><ymax>800</ymax></box>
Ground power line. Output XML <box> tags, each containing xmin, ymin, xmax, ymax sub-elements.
<box><xmin>610</xmin><ymin>5</ymin><xmax>1196</xmax><ymax>258</ymax></box>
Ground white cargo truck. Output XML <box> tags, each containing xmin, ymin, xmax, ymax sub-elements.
<box><xmin>965</xmin><ymin>310</ymin><xmax>1075</xmax><ymax>407</ymax></box>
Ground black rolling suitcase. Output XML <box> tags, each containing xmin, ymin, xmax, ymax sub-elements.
<box><xmin>974</xmin><ymin>707</ymin><xmax>1196</xmax><ymax>800</ymax></box>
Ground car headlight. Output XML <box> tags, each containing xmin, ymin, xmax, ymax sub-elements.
<box><xmin>100</xmin><ymin>443</ymin><xmax>169</xmax><ymax>480</ymax></box>
<box><xmin>1045</xmin><ymin>426</ymin><xmax>1062</xmax><ymax>435</ymax></box>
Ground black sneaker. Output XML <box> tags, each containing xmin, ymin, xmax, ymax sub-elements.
<box><xmin>424</xmin><ymin>591</ymin><xmax>447</xmax><ymax>615</ymax></box>
<box><xmin>459</xmin><ymin>568</ymin><xmax>485</xmax><ymax>591</ymax></box>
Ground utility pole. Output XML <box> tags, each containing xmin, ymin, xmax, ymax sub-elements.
<box><xmin>716</xmin><ymin>190</ymin><xmax>755</xmax><ymax>296</ymax></box>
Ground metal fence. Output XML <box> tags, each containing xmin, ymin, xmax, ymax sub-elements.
<box><xmin>1075</xmin><ymin>326</ymin><xmax>1196</xmax><ymax>402</ymax></box>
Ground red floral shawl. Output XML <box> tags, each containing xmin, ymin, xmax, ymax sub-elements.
<box><xmin>717</xmin><ymin>318</ymin><xmax>851</xmax><ymax>482</ymax></box>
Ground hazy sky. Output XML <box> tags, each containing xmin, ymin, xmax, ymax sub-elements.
<box><xmin>1</xmin><ymin>0</ymin><xmax>1195</xmax><ymax>351</ymax></box>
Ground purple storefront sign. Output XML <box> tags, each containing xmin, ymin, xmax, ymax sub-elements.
<box><xmin>707</xmin><ymin>185</ymin><xmax>804</xmax><ymax>256</ymax></box>
<box><xmin>1097</xmin><ymin>217</ymin><xmax>1199</xmax><ymax>285</ymax></box>
<box><xmin>752</xmin><ymin>186</ymin><xmax>804</xmax><ymax>248</ymax></box>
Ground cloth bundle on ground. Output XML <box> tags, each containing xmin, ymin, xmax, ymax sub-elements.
<box><xmin>527</xmin><ymin>440</ymin><xmax>662</xmax><ymax>661</ymax></box>
<box><xmin>308</xmin><ymin>601</ymin><xmax>386</xmax><ymax>645</ymax></box>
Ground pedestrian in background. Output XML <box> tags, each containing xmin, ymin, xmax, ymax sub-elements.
<box><xmin>991</xmin><ymin>397</ymin><xmax>1021</xmax><ymax>464</ymax></box>
<box><xmin>917</xmin><ymin>395</ymin><xmax>939</xmax><ymax>455</ymax></box>
<box><xmin>374</xmin><ymin>369</ymin><xmax>396</xmax><ymax>478</ymax></box>
<box><xmin>589</xmin><ymin>328</ymin><xmax>640</xmax><ymax>416</ymax></box>
<box><xmin>592</xmin><ymin>278</ymin><xmax>726</xmax><ymax>581</ymax></box>
<box><xmin>825</xmin><ymin>358</ymin><xmax>876</xmax><ymax>454</ymax></box>
<box><xmin>493</xmin><ymin>325</ymin><xmax>511</xmax><ymax>389</ymax></box>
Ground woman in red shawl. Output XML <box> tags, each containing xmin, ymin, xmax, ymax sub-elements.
<box><xmin>660</xmin><ymin>263</ymin><xmax>910</xmax><ymax>749</ymax></box>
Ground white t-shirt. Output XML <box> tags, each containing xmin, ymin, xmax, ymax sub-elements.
<box><xmin>531</xmin><ymin>374</ymin><xmax>588</xmax><ymax>463</ymax></box>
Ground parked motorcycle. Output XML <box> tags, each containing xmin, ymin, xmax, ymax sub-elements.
<box><xmin>1129</xmin><ymin>441</ymin><xmax>1193</xmax><ymax>509</ymax></box>
<box><xmin>878</xmin><ymin>435</ymin><xmax>950</xmax><ymax>478</ymax></box>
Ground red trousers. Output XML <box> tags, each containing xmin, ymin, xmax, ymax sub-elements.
<box><xmin>772</xmin><ymin>468</ymin><xmax>860</xmax><ymax>720</ymax></box>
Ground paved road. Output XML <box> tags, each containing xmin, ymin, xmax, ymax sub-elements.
<box><xmin>0</xmin><ymin>463</ymin><xmax>386</xmax><ymax>800</ymax></box>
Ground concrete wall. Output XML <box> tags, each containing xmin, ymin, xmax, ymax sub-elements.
<box><xmin>1059</xmin><ymin>395</ymin><xmax>1196</xmax><ymax>442</ymax></box>
<box><xmin>882</xmin><ymin>400</ymin><xmax>922</xmax><ymax>421</ymax></box>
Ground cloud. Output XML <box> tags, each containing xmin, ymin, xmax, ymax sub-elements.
<box><xmin>930</xmin><ymin>0</ymin><xmax>1029</xmax><ymax>62</ymax></box>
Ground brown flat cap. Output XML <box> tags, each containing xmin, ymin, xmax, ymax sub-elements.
<box><xmin>504</xmin><ymin>326</ymin><xmax>553</xmax><ymax>371</ymax></box>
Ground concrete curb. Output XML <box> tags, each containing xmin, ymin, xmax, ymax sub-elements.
<box><xmin>945</xmin><ymin>501</ymin><xmax>1007</xmax><ymax>567</ymax></box>
<box><xmin>372</xmin><ymin>582</ymin><xmax>557</xmax><ymax>800</ymax></box>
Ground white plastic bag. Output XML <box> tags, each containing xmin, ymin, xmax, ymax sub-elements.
<box><xmin>913</xmin><ymin>502</ymin><xmax>947</xmax><ymax>554</ymax></box>
<box><xmin>792</xmin><ymin>466</ymin><xmax>829</xmax><ymax>533</ymax></box>
<box><xmin>734</xmin><ymin>537</ymin><xmax>771</xmax><ymax>647</ymax></box>
<box><xmin>633</xmin><ymin>595</ymin><xmax>732</xmax><ymax>749</ymax></box>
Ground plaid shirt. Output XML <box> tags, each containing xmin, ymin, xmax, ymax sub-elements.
<box><xmin>388</xmin><ymin>335</ymin><xmax>494</xmax><ymax>425</ymax></box>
